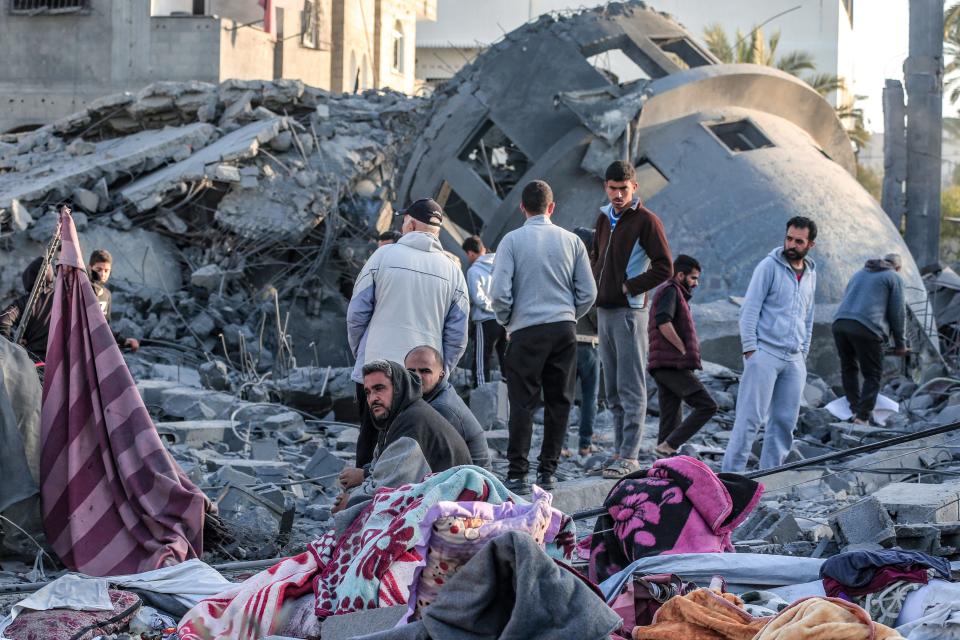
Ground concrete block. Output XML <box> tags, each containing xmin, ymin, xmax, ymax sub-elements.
<box><xmin>160</xmin><ymin>386</ymin><xmax>237</xmax><ymax>420</ymax></box>
<box><xmin>203</xmin><ymin>457</ymin><xmax>292</xmax><ymax>484</ymax></box>
<box><xmin>136</xmin><ymin>379</ymin><xmax>181</xmax><ymax>407</ymax></box>
<box><xmin>9</xmin><ymin>199</ymin><xmax>32</xmax><ymax>231</ymax></box>
<box><xmin>873</xmin><ymin>481</ymin><xmax>960</xmax><ymax>524</ymax></box>
<box><xmin>304</xmin><ymin>448</ymin><xmax>346</xmax><ymax>489</ymax></box>
<box><xmin>156</xmin><ymin>420</ymin><xmax>230</xmax><ymax>446</ymax></box>
<box><xmin>71</xmin><ymin>186</ymin><xmax>100</xmax><ymax>213</ymax></box>
<box><xmin>469</xmin><ymin>381</ymin><xmax>509</xmax><ymax>430</ymax></box>
<box><xmin>485</xmin><ymin>429</ymin><xmax>510</xmax><ymax>452</ymax></box>
<box><xmin>732</xmin><ymin>504</ymin><xmax>803</xmax><ymax>545</ymax></box>
<box><xmin>829</xmin><ymin>496</ymin><xmax>897</xmax><ymax>548</ymax></box>
<box><xmin>216</xmin><ymin>484</ymin><xmax>294</xmax><ymax>543</ymax></box>
<box><xmin>549</xmin><ymin>477</ymin><xmax>617</xmax><ymax>515</ymax></box>
<box><xmin>320</xmin><ymin>605</ymin><xmax>407</xmax><ymax>640</ymax></box>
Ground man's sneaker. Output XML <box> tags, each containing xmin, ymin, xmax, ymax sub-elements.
<box><xmin>504</xmin><ymin>477</ymin><xmax>530</xmax><ymax>494</ymax></box>
<box><xmin>536</xmin><ymin>473</ymin><xmax>557</xmax><ymax>490</ymax></box>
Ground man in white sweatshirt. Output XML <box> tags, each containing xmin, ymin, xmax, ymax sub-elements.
<box><xmin>462</xmin><ymin>235</ymin><xmax>504</xmax><ymax>386</ymax></box>
<box><xmin>491</xmin><ymin>180</ymin><xmax>597</xmax><ymax>493</ymax></box>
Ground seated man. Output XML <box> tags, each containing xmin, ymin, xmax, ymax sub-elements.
<box><xmin>88</xmin><ymin>249</ymin><xmax>140</xmax><ymax>352</ymax></box>
<box><xmin>405</xmin><ymin>345</ymin><xmax>491</xmax><ymax>469</ymax></box>
<box><xmin>0</xmin><ymin>257</ymin><xmax>54</xmax><ymax>363</ymax></box>
<box><xmin>337</xmin><ymin>360</ymin><xmax>472</xmax><ymax>501</ymax></box>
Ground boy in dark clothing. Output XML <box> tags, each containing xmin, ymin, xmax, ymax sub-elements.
<box><xmin>648</xmin><ymin>255</ymin><xmax>717</xmax><ymax>457</ymax></box>
<box><xmin>89</xmin><ymin>249</ymin><xmax>139</xmax><ymax>352</ymax></box>
<box><xmin>0</xmin><ymin>257</ymin><xmax>54</xmax><ymax>362</ymax></box>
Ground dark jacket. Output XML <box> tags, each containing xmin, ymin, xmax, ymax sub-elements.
<box><xmin>591</xmin><ymin>202</ymin><xmax>673</xmax><ymax>308</ymax></box>
<box><xmin>833</xmin><ymin>258</ymin><xmax>905</xmax><ymax>348</ymax></box>
<box><xmin>355</xmin><ymin>361</ymin><xmax>472</xmax><ymax>473</ymax></box>
<box><xmin>0</xmin><ymin>257</ymin><xmax>54</xmax><ymax>362</ymax></box>
<box><xmin>649</xmin><ymin>279</ymin><xmax>702</xmax><ymax>370</ymax></box>
<box><xmin>424</xmin><ymin>379</ymin><xmax>491</xmax><ymax>470</ymax></box>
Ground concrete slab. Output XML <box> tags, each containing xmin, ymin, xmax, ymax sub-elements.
<box><xmin>121</xmin><ymin>118</ymin><xmax>283</xmax><ymax>211</ymax></box>
<box><xmin>873</xmin><ymin>481</ymin><xmax>960</xmax><ymax>524</ymax></box>
<box><xmin>549</xmin><ymin>477</ymin><xmax>616</xmax><ymax>515</ymax></box>
<box><xmin>155</xmin><ymin>420</ymin><xmax>231</xmax><ymax>446</ymax></box>
<box><xmin>0</xmin><ymin>123</ymin><xmax>215</xmax><ymax>208</ymax></box>
<box><xmin>135</xmin><ymin>379</ymin><xmax>181</xmax><ymax>407</ymax></box>
<box><xmin>829</xmin><ymin>496</ymin><xmax>897</xmax><ymax>548</ymax></box>
<box><xmin>160</xmin><ymin>386</ymin><xmax>238</xmax><ymax>420</ymax></box>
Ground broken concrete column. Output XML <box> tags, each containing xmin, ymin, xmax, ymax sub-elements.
<box><xmin>881</xmin><ymin>79</ymin><xmax>907</xmax><ymax>228</ymax></box>
<box><xmin>829</xmin><ymin>496</ymin><xmax>897</xmax><ymax>550</ymax></box>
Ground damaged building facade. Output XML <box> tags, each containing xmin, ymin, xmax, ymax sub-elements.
<box><xmin>0</xmin><ymin>0</ymin><xmax>435</xmax><ymax>134</ymax></box>
<box><xmin>401</xmin><ymin>2</ymin><xmax>937</xmax><ymax>375</ymax></box>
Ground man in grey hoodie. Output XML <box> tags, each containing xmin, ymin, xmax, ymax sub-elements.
<box><xmin>722</xmin><ymin>217</ymin><xmax>818</xmax><ymax>472</ymax></box>
<box><xmin>491</xmin><ymin>180</ymin><xmax>597</xmax><ymax>492</ymax></box>
<box><xmin>462</xmin><ymin>236</ymin><xmax>505</xmax><ymax>386</ymax></box>
<box><xmin>833</xmin><ymin>253</ymin><xmax>907</xmax><ymax>425</ymax></box>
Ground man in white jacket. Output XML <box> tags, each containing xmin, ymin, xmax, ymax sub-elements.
<box><xmin>462</xmin><ymin>235</ymin><xmax>505</xmax><ymax>386</ymax></box>
<box><xmin>347</xmin><ymin>198</ymin><xmax>470</xmax><ymax>467</ymax></box>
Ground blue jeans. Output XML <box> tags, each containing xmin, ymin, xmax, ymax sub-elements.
<box><xmin>722</xmin><ymin>348</ymin><xmax>806</xmax><ymax>472</ymax></box>
<box><xmin>576</xmin><ymin>343</ymin><xmax>600</xmax><ymax>449</ymax></box>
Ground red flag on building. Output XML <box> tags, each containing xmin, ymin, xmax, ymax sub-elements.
<box><xmin>40</xmin><ymin>209</ymin><xmax>207</xmax><ymax>576</ymax></box>
<box><xmin>259</xmin><ymin>0</ymin><xmax>273</xmax><ymax>33</ymax></box>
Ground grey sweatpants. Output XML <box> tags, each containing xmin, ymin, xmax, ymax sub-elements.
<box><xmin>722</xmin><ymin>349</ymin><xmax>806</xmax><ymax>472</ymax></box>
<box><xmin>598</xmin><ymin>306</ymin><xmax>649</xmax><ymax>459</ymax></box>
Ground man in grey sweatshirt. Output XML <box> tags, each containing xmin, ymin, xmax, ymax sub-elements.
<box><xmin>833</xmin><ymin>253</ymin><xmax>908</xmax><ymax>425</ymax></box>
<box><xmin>491</xmin><ymin>180</ymin><xmax>597</xmax><ymax>492</ymax></box>
<box><xmin>722</xmin><ymin>217</ymin><xmax>818</xmax><ymax>473</ymax></box>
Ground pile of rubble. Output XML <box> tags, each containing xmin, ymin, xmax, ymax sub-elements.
<box><xmin>0</xmin><ymin>79</ymin><xmax>428</xmax><ymax>373</ymax></box>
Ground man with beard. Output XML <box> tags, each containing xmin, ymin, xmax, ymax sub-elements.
<box><xmin>337</xmin><ymin>359</ymin><xmax>472</xmax><ymax>498</ymax></box>
<box><xmin>723</xmin><ymin>217</ymin><xmax>818</xmax><ymax>472</ymax></box>
<box><xmin>0</xmin><ymin>257</ymin><xmax>55</xmax><ymax>362</ymax></box>
<box><xmin>648</xmin><ymin>255</ymin><xmax>717</xmax><ymax>458</ymax></box>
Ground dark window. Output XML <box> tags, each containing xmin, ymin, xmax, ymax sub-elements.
<box><xmin>708</xmin><ymin>120</ymin><xmax>774</xmax><ymax>152</ymax></box>
<box><xmin>582</xmin><ymin>35</ymin><xmax>665</xmax><ymax>84</ymax></box>
<box><xmin>459</xmin><ymin>119</ymin><xmax>530</xmax><ymax>199</ymax></box>
<box><xmin>650</xmin><ymin>37</ymin><xmax>712</xmax><ymax>69</ymax></box>
<box><xmin>10</xmin><ymin>0</ymin><xmax>88</xmax><ymax>14</ymax></box>
<box><xmin>634</xmin><ymin>158</ymin><xmax>668</xmax><ymax>201</ymax></box>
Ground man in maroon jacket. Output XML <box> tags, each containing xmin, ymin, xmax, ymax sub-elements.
<box><xmin>648</xmin><ymin>255</ymin><xmax>717</xmax><ymax>457</ymax></box>
<box><xmin>592</xmin><ymin>161</ymin><xmax>673</xmax><ymax>478</ymax></box>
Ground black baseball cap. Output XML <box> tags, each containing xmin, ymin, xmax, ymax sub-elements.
<box><xmin>396</xmin><ymin>198</ymin><xmax>443</xmax><ymax>227</ymax></box>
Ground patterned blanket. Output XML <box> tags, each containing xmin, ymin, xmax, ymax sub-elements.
<box><xmin>178</xmin><ymin>466</ymin><xmax>575</xmax><ymax>640</ymax></box>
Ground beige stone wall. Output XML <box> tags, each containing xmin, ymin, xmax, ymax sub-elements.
<box><xmin>330</xmin><ymin>0</ymin><xmax>376</xmax><ymax>92</ymax></box>
<box><xmin>374</xmin><ymin>0</ymin><xmax>418</xmax><ymax>94</ymax></box>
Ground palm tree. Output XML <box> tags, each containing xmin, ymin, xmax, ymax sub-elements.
<box><xmin>943</xmin><ymin>2</ymin><xmax>960</xmax><ymax>104</ymax></box>
<box><xmin>703</xmin><ymin>23</ymin><xmax>866</xmax><ymax>152</ymax></box>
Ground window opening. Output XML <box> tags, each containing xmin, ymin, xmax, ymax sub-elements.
<box><xmin>459</xmin><ymin>119</ymin><xmax>530</xmax><ymax>199</ymax></box>
<box><xmin>708</xmin><ymin>120</ymin><xmax>774</xmax><ymax>152</ymax></box>
<box><xmin>634</xmin><ymin>158</ymin><xmax>668</xmax><ymax>201</ymax></box>
<box><xmin>441</xmin><ymin>185</ymin><xmax>485</xmax><ymax>236</ymax></box>
<box><xmin>650</xmin><ymin>36</ymin><xmax>712</xmax><ymax>69</ymax></box>
<box><xmin>392</xmin><ymin>20</ymin><xmax>405</xmax><ymax>72</ymax></box>
<box><xmin>11</xmin><ymin>0</ymin><xmax>88</xmax><ymax>13</ymax></box>
<box><xmin>585</xmin><ymin>48</ymin><xmax>651</xmax><ymax>85</ymax></box>
<box><xmin>301</xmin><ymin>0</ymin><xmax>319</xmax><ymax>49</ymax></box>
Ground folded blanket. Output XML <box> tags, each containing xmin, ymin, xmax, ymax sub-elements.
<box><xmin>631</xmin><ymin>589</ymin><xmax>768</xmax><ymax>640</ymax></box>
<box><xmin>754</xmin><ymin>597</ymin><xmax>905</xmax><ymax>640</ymax></box>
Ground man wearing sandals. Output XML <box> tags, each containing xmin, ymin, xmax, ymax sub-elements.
<box><xmin>648</xmin><ymin>255</ymin><xmax>718</xmax><ymax>458</ymax></box>
<box><xmin>722</xmin><ymin>217</ymin><xmax>818</xmax><ymax>472</ymax></box>
<box><xmin>591</xmin><ymin>161</ymin><xmax>673</xmax><ymax>479</ymax></box>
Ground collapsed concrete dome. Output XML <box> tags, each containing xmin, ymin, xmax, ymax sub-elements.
<box><xmin>399</xmin><ymin>0</ymin><xmax>937</xmax><ymax>376</ymax></box>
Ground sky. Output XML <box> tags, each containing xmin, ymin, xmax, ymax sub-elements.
<box><xmin>852</xmin><ymin>0</ymin><xmax>911</xmax><ymax>132</ymax></box>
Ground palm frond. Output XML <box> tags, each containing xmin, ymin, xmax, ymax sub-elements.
<box><xmin>702</xmin><ymin>23</ymin><xmax>733</xmax><ymax>63</ymax></box>
<box><xmin>776</xmin><ymin>51</ymin><xmax>816</xmax><ymax>76</ymax></box>
<box><xmin>805</xmin><ymin>73</ymin><xmax>847</xmax><ymax>97</ymax></box>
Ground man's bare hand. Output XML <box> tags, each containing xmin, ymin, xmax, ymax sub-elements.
<box><xmin>744</xmin><ymin>351</ymin><xmax>756</xmax><ymax>360</ymax></box>
<box><xmin>331</xmin><ymin>492</ymin><xmax>349</xmax><ymax>514</ymax></box>
<box><xmin>338</xmin><ymin>467</ymin><xmax>364</xmax><ymax>489</ymax></box>
<box><xmin>622</xmin><ymin>283</ymin><xmax>629</xmax><ymax>295</ymax></box>
<box><xmin>124</xmin><ymin>338</ymin><xmax>140</xmax><ymax>352</ymax></box>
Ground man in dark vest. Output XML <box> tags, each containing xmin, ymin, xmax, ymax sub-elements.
<box><xmin>648</xmin><ymin>255</ymin><xmax>717</xmax><ymax>458</ymax></box>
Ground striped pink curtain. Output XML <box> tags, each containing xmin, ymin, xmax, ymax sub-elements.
<box><xmin>40</xmin><ymin>210</ymin><xmax>206</xmax><ymax>576</ymax></box>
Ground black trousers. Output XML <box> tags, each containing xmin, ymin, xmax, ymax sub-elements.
<box><xmin>651</xmin><ymin>368</ymin><xmax>718</xmax><ymax>449</ymax></box>
<box><xmin>503</xmin><ymin>321</ymin><xmax>577</xmax><ymax>478</ymax></box>
<box><xmin>833</xmin><ymin>319</ymin><xmax>884</xmax><ymax>421</ymax></box>
<box><xmin>473</xmin><ymin>319</ymin><xmax>507</xmax><ymax>386</ymax></box>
